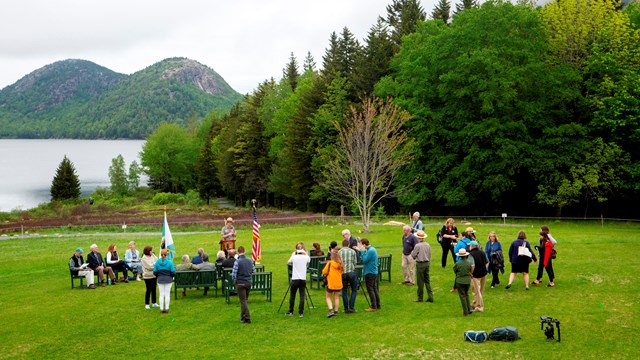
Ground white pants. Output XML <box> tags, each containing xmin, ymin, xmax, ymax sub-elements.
<box><xmin>79</xmin><ymin>270</ymin><xmax>94</xmax><ymax>286</ymax></box>
<box><xmin>158</xmin><ymin>283</ymin><xmax>172</xmax><ymax>310</ymax></box>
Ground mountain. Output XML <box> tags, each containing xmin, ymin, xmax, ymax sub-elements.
<box><xmin>0</xmin><ymin>57</ymin><xmax>243</xmax><ymax>139</ymax></box>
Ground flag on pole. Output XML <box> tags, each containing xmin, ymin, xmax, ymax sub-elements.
<box><xmin>162</xmin><ymin>211</ymin><xmax>176</xmax><ymax>261</ymax></box>
<box><xmin>252</xmin><ymin>202</ymin><xmax>261</xmax><ymax>263</ymax></box>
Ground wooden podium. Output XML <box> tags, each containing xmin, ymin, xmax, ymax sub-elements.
<box><xmin>220</xmin><ymin>239</ymin><xmax>236</xmax><ymax>252</ymax></box>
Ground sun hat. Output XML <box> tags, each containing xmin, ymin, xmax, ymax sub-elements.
<box><xmin>465</xmin><ymin>227</ymin><xmax>476</xmax><ymax>234</ymax></box>
<box><xmin>456</xmin><ymin>248</ymin><xmax>470</xmax><ymax>257</ymax></box>
<box><xmin>226</xmin><ymin>217</ymin><xmax>234</xmax><ymax>223</ymax></box>
<box><xmin>415</xmin><ymin>230</ymin><xmax>427</xmax><ymax>239</ymax></box>
<box><xmin>76</xmin><ymin>247</ymin><xmax>83</xmax><ymax>253</ymax></box>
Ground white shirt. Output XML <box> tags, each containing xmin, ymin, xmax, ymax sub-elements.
<box><xmin>288</xmin><ymin>251</ymin><xmax>310</xmax><ymax>281</ymax></box>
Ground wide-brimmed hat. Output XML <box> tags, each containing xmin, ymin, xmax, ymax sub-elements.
<box><xmin>226</xmin><ymin>217</ymin><xmax>234</xmax><ymax>223</ymax></box>
<box><xmin>465</xmin><ymin>227</ymin><xmax>476</xmax><ymax>234</ymax></box>
<box><xmin>456</xmin><ymin>248</ymin><xmax>470</xmax><ymax>257</ymax></box>
<box><xmin>415</xmin><ymin>230</ymin><xmax>427</xmax><ymax>239</ymax></box>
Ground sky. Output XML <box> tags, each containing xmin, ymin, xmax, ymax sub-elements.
<box><xmin>0</xmin><ymin>0</ymin><xmax>440</xmax><ymax>95</ymax></box>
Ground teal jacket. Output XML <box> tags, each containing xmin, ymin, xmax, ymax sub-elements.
<box><xmin>360</xmin><ymin>245</ymin><xmax>378</xmax><ymax>276</ymax></box>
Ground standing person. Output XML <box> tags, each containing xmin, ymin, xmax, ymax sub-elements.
<box><xmin>453</xmin><ymin>249</ymin><xmax>473</xmax><ymax>316</ymax></box>
<box><xmin>233</xmin><ymin>246</ymin><xmax>255</xmax><ymax>324</ymax></box>
<box><xmin>69</xmin><ymin>247</ymin><xmax>95</xmax><ymax>289</ymax></box>
<box><xmin>342</xmin><ymin>229</ymin><xmax>358</xmax><ymax>249</ymax></box>
<box><xmin>338</xmin><ymin>239</ymin><xmax>358</xmax><ymax>313</ymax></box>
<box><xmin>125</xmin><ymin>241</ymin><xmax>143</xmax><ymax>281</ymax></box>
<box><xmin>410</xmin><ymin>212</ymin><xmax>424</xmax><ymax>234</ymax></box>
<box><xmin>153</xmin><ymin>249</ymin><xmax>176</xmax><ymax>313</ymax></box>
<box><xmin>505</xmin><ymin>231</ymin><xmax>537</xmax><ymax>290</ymax></box>
<box><xmin>485</xmin><ymin>231</ymin><xmax>504</xmax><ymax>288</ymax></box>
<box><xmin>141</xmin><ymin>246</ymin><xmax>159</xmax><ymax>310</ymax></box>
<box><xmin>322</xmin><ymin>250</ymin><xmax>344</xmax><ymax>318</ymax></box>
<box><xmin>287</xmin><ymin>243</ymin><xmax>310</xmax><ymax>317</ymax></box>
<box><xmin>540</xmin><ymin>225</ymin><xmax>558</xmax><ymax>245</ymax></box>
<box><xmin>438</xmin><ymin>218</ymin><xmax>459</xmax><ymax>268</ymax></box>
<box><xmin>449</xmin><ymin>228</ymin><xmax>474</xmax><ymax>292</ymax></box>
<box><xmin>532</xmin><ymin>231</ymin><xmax>555</xmax><ymax>287</ymax></box>
<box><xmin>87</xmin><ymin>244</ymin><xmax>116</xmax><ymax>287</ymax></box>
<box><xmin>468</xmin><ymin>241</ymin><xmax>488</xmax><ymax>312</ymax></box>
<box><xmin>359</xmin><ymin>238</ymin><xmax>380</xmax><ymax>312</ymax></box>
<box><xmin>106</xmin><ymin>244</ymin><xmax>130</xmax><ymax>283</ymax></box>
<box><xmin>401</xmin><ymin>225</ymin><xmax>419</xmax><ymax>285</ymax></box>
<box><xmin>221</xmin><ymin>217</ymin><xmax>236</xmax><ymax>241</ymax></box>
<box><xmin>411</xmin><ymin>230</ymin><xmax>433</xmax><ymax>303</ymax></box>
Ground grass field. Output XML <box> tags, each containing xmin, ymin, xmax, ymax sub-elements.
<box><xmin>0</xmin><ymin>219</ymin><xmax>638</xmax><ymax>359</ymax></box>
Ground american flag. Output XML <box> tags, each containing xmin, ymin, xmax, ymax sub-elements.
<box><xmin>252</xmin><ymin>203</ymin><xmax>261</xmax><ymax>263</ymax></box>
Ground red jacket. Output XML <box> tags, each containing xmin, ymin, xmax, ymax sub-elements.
<box><xmin>543</xmin><ymin>240</ymin><xmax>554</xmax><ymax>268</ymax></box>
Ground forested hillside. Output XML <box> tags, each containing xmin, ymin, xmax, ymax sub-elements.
<box><xmin>140</xmin><ymin>0</ymin><xmax>640</xmax><ymax>219</ymax></box>
<box><xmin>0</xmin><ymin>57</ymin><xmax>243</xmax><ymax>138</ymax></box>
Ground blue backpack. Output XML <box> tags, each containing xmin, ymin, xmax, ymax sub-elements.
<box><xmin>464</xmin><ymin>330</ymin><xmax>488</xmax><ymax>343</ymax></box>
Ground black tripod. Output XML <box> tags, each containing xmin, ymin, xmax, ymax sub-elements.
<box><xmin>278</xmin><ymin>280</ymin><xmax>315</xmax><ymax>313</ymax></box>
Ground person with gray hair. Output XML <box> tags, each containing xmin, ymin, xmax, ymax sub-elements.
<box><xmin>125</xmin><ymin>241</ymin><xmax>143</xmax><ymax>281</ymax></box>
<box><xmin>176</xmin><ymin>254</ymin><xmax>198</xmax><ymax>297</ymax></box>
<box><xmin>402</xmin><ymin>225</ymin><xmax>419</xmax><ymax>285</ymax></box>
<box><xmin>192</xmin><ymin>248</ymin><xmax>205</xmax><ymax>265</ymax></box>
<box><xmin>197</xmin><ymin>254</ymin><xmax>216</xmax><ymax>296</ymax></box>
<box><xmin>86</xmin><ymin>244</ymin><xmax>116</xmax><ymax>287</ymax></box>
<box><xmin>411</xmin><ymin>212</ymin><xmax>424</xmax><ymax>234</ymax></box>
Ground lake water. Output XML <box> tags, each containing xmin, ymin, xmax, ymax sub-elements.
<box><xmin>0</xmin><ymin>139</ymin><xmax>145</xmax><ymax>212</ymax></box>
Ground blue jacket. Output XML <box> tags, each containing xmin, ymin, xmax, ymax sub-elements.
<box><xmin>454</xmin><ymin>237</ymin><xmax>471</xmax><ymax>262</ymax></box>
<box><xmin>485</xmin><ymin>241</ymin><xmax>503</xmax><ymax>261</ymax></box>
<box><xmin>360</xmin><ymin>245</ymin><xmax>378</xmax><ymax>276</ymax></box>
<box><xmin>153</xmin><ymin>258</ymin><xmax>176</xmax><ymax>284</ymax></box>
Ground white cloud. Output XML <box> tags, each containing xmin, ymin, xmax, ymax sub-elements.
<box><xmin>0</xmin><ymin>0</ymin><xmax>439</xmax><ymax>94</ymax></box>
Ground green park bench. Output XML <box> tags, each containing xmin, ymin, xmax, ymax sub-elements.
<box><xmin>173</xmin><ymin>269</ymin><xmax>218</xmax><ymax>299</ymax></box>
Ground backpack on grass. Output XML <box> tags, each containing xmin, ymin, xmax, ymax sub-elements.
<box><xmin>488</xmin><ymin>326</ymin><xmax>520</xmax><ymax>341</ymax></box>
<box><xmin>464</xmin><ymin>330</ymin><xmax>488</xmax><ymax>343</ymax></box>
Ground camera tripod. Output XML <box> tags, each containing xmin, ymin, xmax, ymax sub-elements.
<box><xmin>277</xmin><ymin>280</ymin><xmax>315</xmax><ymax>313</ymax></box>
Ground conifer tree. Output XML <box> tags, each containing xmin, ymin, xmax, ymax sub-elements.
<box><xmin>454</xmin><ymin>0</ymin><xmax>478</xmax><ymax>15</ymax></box>
<box><xmin>353</xmin><ymin>18</ymin><xmax>395</xmax><ymax>98</ymax></box>
<box><xmin>385</xmin><ymin>0</ymin><xmax>427</xmax><ymax>51</ymax></box>
<box><xmin>303</xmin><ymin>51</ymin><xmax>316</xmax><ymax>72</ymax></box>
<box><xmin>282</xmin><ymin>52</ymin><xmax>300</xmax><ymax>91</ymax></box>
<box><xmin>50</xmin><ymin>155</ymin><xmax>81</xmax><ymax>201</ymax></box>
<box><xmin>432</xmin><ymin>0</ymin><xmax>452</xmax><ymax>24</ymax></box>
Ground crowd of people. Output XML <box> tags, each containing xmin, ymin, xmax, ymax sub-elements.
<box><xmin>69</xmin><ymin>214</ymin><xmax>558</xmax><ymax>321</ymax></box>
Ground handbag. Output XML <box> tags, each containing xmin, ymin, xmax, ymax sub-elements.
<box><xmin>436</xmin><ymin>229</ymin><xmax>443</xmax><ymax>244</ymax></box>
<box><xmin>517</xmin><ymin>242</ymin><xmax>532</xmax><ymax>258</ymax></box>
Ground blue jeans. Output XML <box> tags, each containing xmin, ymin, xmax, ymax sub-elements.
<box><xmin>341</xmin><ymin>272</ymin><xmax>358</xmax><ymax>310</ymax></box>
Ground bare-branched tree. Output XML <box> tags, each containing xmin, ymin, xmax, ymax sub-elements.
<box><xmin>323</xmin><ymin>97</ymin><xmax>415</xmax><ymax>232</ymax></box>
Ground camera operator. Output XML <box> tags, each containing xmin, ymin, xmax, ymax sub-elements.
<box><xmin>286</xmin><ymin>243</ymin><xmax>310</xmax><ymax>317</ymax></box>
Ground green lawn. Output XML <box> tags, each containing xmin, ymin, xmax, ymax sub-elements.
<box><xmin>0</xmin><ymin>219</ymin><xmax>638</xmax><ymax>359</ymax></box>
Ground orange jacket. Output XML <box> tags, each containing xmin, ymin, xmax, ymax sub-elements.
<box><xmin>322</xmin><ymin>260</ymin><xmax>343</xmax><ymax>290</ymax></box>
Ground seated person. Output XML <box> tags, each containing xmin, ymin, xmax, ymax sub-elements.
<box><xmin>215</xmin><ymin>250</ymin><xmax>226</xmax><ymax>265</ymax></box>
<box><xmin>326</xmin><ymin>241</ymin><xmax>338</xmax><ymax>261</ymax></box>
<box><xmin>125</xmin><ymin>241</ymin><xmax>143</xmax><ymax>281</ymax></box>
<box><xmin>69</xmin><ymin>247</ymin><xmax>95</xmax><ymax>289</ymax></box>
<box><xmin>221</xmin><ymin>249</ymin><xmax>237</xmax><ymax>269</ymax></box>
<box><xmin>87</xmin><ymin>244</ymin><xmax>116</xmax><ymax>286</ymax></box>
<box><xmin>196</xmin><ymin>254</ymin><xmax>216</xmax><ymax>296</ymax></box>
<box><xmin>310</xmin><ymin>242</ymin><xmax>324</xmax><ymax>257</ymax></box>
<box><xmin>192</xmin><ymin>248</ymin><xmax>204</xmax><ymax>265</ymax></box>
<box><xmin>176</xmin><ymin>255</ymin><xmax>199</xmax><ymax>297</ymax></box>
<box><xmin>106</xmin><ymin>243</ymin><xmax>130</xmax><ymax>283</ymax></box>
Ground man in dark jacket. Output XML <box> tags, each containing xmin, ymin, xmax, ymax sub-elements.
<box><xmin>469</xmin><ymin>241</ymin><xmax>488</xmax><ymax>312</ymax></box>
<box><xmin>232</xmin><ymin>246</ymin><xmax>255</xmax><ymax>324</ymax></box>
<box><xmin>69</xmin><ymin>248</ymin><xmax>96</xmax><ymax>289</ymax></box>
<box><xmin>87</xmin><ymin>244</ymin><xmax>116</xmax><ymax>287</ymax></box>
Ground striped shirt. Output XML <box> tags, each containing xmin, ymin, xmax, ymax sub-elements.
<box><xmin>338</xmin><ymin>247</ymin><xmax>357</xmax><ymax>273</ymax></box>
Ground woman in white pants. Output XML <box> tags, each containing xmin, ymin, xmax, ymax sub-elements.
<box><xmin>153</xmin><ymin>249</ymin><xmax>176</xmax><ymax>313</ymax></box>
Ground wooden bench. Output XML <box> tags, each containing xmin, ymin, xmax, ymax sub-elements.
<box><xmin>308</xmin><ymin>256</ymin><xmax>326</xmax><ymax>289</ymax></box>
<box><xmin>223</xmin><ymin>270</ymin><xmax>272</xmax><ymax>304</ymax></box>
<box><xmin>173</xmin><ymin>269</ymin><xmax>218</xmax><ymax>299</ymax></box>
<box><xmin>70</xmin><ymin>270</ymin><xmax>100</xmax><ymax>289</ymax></box>
<box><xmin>378</xmin><ymin>254</ymin><xmax>392</xmax><ymax>283</ymax></box>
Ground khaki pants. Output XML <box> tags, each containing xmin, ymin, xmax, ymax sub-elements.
<box><xmin>78</xmin><ymin>269</ymin><xmax>94</xmax><ymax>286</ymax></box>
<box><xmin>402</xmin><ymin>254</ymin><xmax>415</xmax><ymax>284</ymax></box>
<box><xmin>470</xmin><ymin>276</ymin><xmax>486</xmax><ymax>312</ymax></box>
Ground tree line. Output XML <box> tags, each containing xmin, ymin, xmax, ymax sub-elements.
<box><xmin>138</xmin><ymin>0</ymin><xmax>640</xmax><ymax>218</ymax></box>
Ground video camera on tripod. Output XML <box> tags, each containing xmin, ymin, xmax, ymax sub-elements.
<box><xmin>540</xmin><ymin>316</ymin><xmax>561</xmax><ymax>342</ymax></box>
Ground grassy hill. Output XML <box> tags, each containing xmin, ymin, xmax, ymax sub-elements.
<box><xmin>0</xmin><ymin>58</ymin><xmax>243</xmax><ymax>139</ymax></box>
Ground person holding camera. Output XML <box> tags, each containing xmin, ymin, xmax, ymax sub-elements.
<box><xmin>286</xmin><ymin>243</ymin><xmax>310</xmax><ymax>317</ymax></box>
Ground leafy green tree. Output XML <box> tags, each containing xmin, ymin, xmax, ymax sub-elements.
<box><xmin>127</xmin><ymin>160</ymin><xmax>141</xmax><ymax>192</ymax></box>
<box><xmin>385</xmin><ymin>0</ymin><xmax>427</xmax><ymax>51</ymax></box>
<box><xmin>322</xmin><ymin>98</ymin><xmax>415</xmax><ymax>232</ymax></box>
<box><xmin>432</xmin><ymin>0</ymin><xmax>452</xmax><ymax>24</ymax></box>
<box><xmin>379</xmin><ymin>1</ymin><xmax>582</xmax><ymax>212</ymax></box>
<box><xmin>108</xmin><ymin>154</ymin><xmax>128</xmax><ymax>195</ymax></box>
<box><xmin>283</xmin><ymin>52</ymin><xmax>300</xmax><ymax>91</ymax></box>
<box><xmin>50</xmin><ymin>155</ymin><xmax>81</xmax><ymax>201</ymax></box>
<box><xmin>140</xmin><ymin>123</ymin><xmax>199</xmax><ymax>193</ymax></box>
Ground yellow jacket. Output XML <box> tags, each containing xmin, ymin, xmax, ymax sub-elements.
<box><xmin>322</xmin><ymin>260</ymin><xmax>343</xmax><ymax>290</ymax></box>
